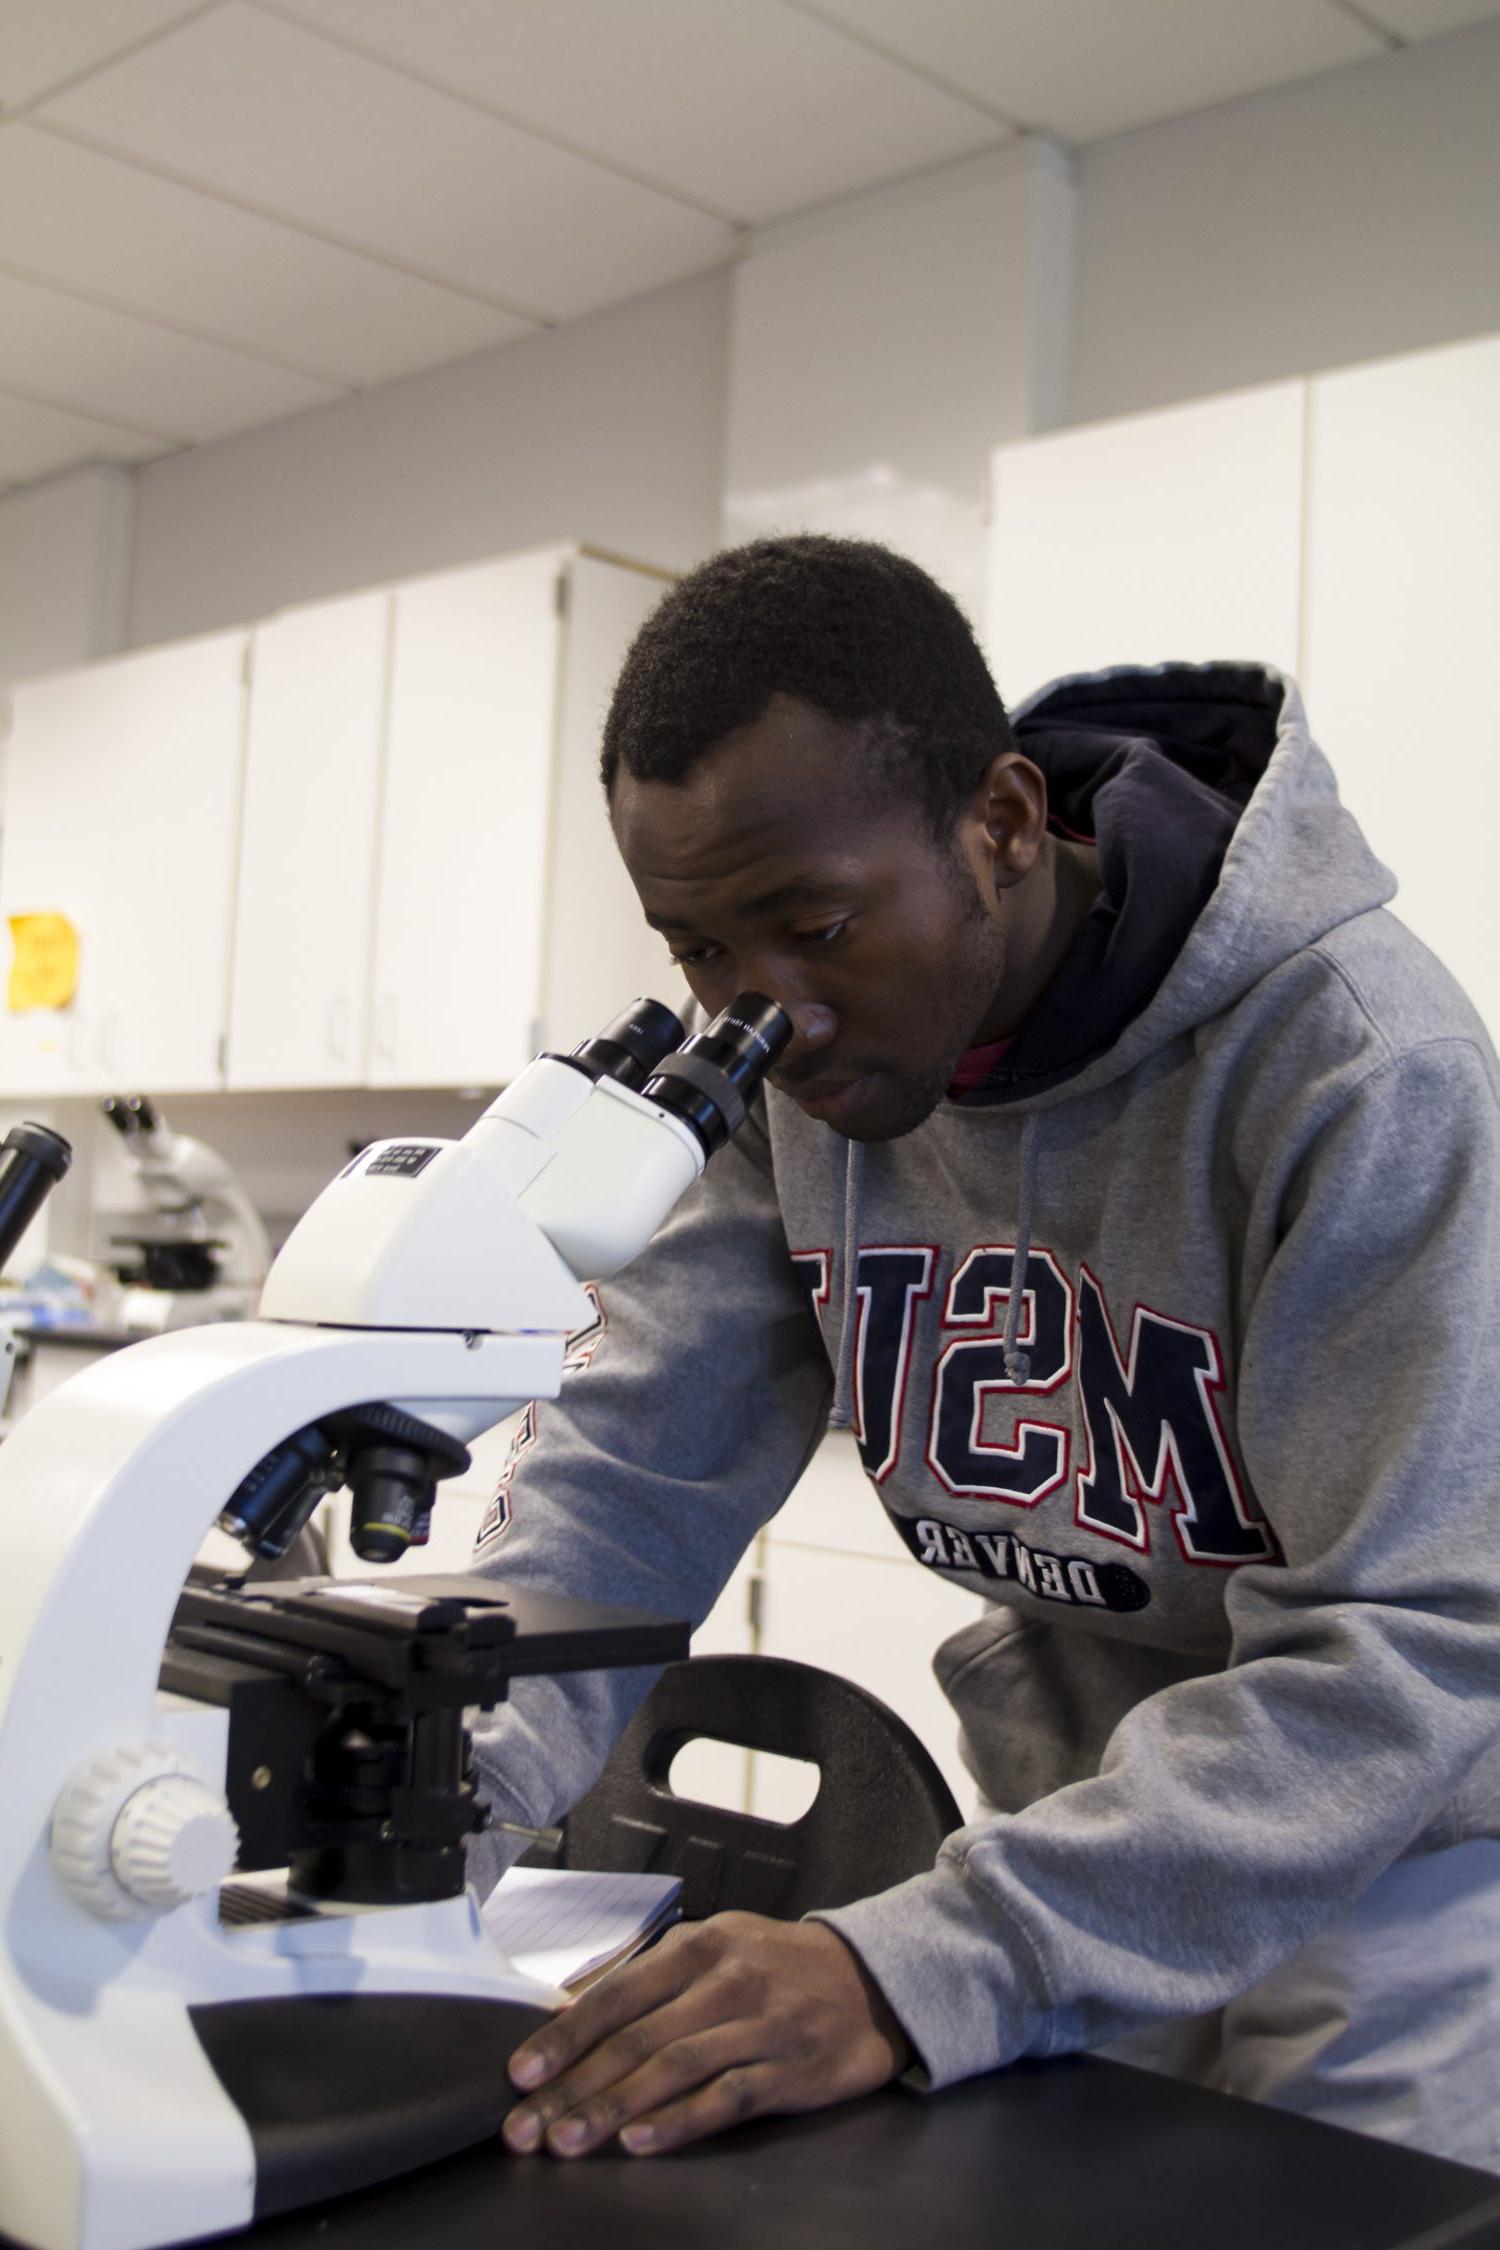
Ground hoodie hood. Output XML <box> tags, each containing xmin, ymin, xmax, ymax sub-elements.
<box><xmin>974</xmin><ymin>660</ymin><xmax>1397</xmax><ymax>1109</ymax></box>
<box><xmin>825</xmin><ymin>660</ymin><xmax>1400</xmax><ymax>1421</ymax></box>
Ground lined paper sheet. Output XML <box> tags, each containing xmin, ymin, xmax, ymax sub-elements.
<box><xmin>481</xmin><ymin>1866</ymin><xmax>682</xmax><ymax>1991</ymax></box>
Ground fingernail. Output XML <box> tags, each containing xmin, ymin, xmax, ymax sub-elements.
<box><xmin>511</xmin><ymin>2051</ymin><xmax>547</xmax><ymax>2088</ymax></box>
<box><xmin>549</xmin><ymin>2120</ymin><xmax>587</xmax><ymax>2154</ymax></box>
<box><xmin>620</xmin><ymin>2126</ymin><xmax>655</xmax><ymax>2155</ymax></box>
<box><xmin>504</xmin><ymin>2109</ymin><xmax>541</xmax><ymax>2152</ymax></box>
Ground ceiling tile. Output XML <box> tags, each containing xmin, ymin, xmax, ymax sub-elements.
<box><xmin>0</xmin><ymin>0</ymin><xmax>204</xmax><ymax>113</ymax></box>
<box><xmin>0</xmin><ymin>271</ymin><xmax>344</xmax><ymax>444</ymax></box>
<box><xmin>270</xmin><ymin>0</ymin><xmax>1005</xmax><ymax>226</ymax></box>
<box><xmin>0</xmin><ymin>128</ymin><xmax>533</xmax><ymax>387</ymax></box>
<box><xmin>799</xmin><ymin>0</ymin><xmax>1384</xmax><ymax>143</ymax></box>
<box><xmin>1351</xmin><ymin>0</ymin><xmax>1500</xmax><ymax>35</ymax></box>
<box><xmin>0</xmin><ymin>390</ymin><xmax>169</xmax><ymax>485</ymax></box>
<box><xmin>39</xmin><ymin>2</ymin><xmax>738</xmax><ymax>321</ymax></box>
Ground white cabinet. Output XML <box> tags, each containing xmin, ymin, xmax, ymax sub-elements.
<box><xmin>1302</xmin><ymin>334</ymin><xmax>1500</xmax><ymax>1037</ymax></box>
<box><xmin>984</xmin><ymin>381</ymin><xmax>1306</xmax><ymax>707</ymax></box>
<box><xmin>367</xmin><ymin>547</ymin><xmax>677</xmax><ymax>1089</ymax></box>
<box><xmin>986</xmin><ymin>334</ymin><xmax>1500</xmax><ymax>1039</ymax></box>
<box><xmin>0</xmin><ymin>542</ymin><xmax>677</xmax><ymax>1100</ymax></box>
<box><xmin>226</xmin><ymin>590</ymin><xmax>391</xmax><ymax>1089</ymax></box>
<box><xmin>0</xmin><ymin>630</ymin><xmax>247</xmax><ymax>1095</ymax></box>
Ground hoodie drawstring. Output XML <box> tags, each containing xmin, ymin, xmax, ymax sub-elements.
<box><xmin>1002</xmin><ymin>1111</ymin><xmax>1040</xmax><ymax>1386</ymax></box>
<box><xmin>828</xmin><ymin>1140</ymin><xmax>865</xmax><ymax>1430</ymax></box>
<box><xmin>826</xmin><ymin>1111</ymin><xmax>1041</xmax><ymax>1425</ymax></box>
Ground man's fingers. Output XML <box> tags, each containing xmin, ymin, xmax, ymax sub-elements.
<box><xmin>501</xmin><ymin>1915</ymin><xmax>909</xmax><ymax>2160</ymax></box>
<box><xmin>510</xmin><ymin>2025</ymin><xmax>782</xmax><ymax>2160</ymax></box>
<box><xmin>620</xmin><ymin>2061</ymin><xmax>782</xmax><ymax>2156</ymax></box>
<box><xmin>503</xmin><ymin>1944</ymin><xmax>787</xmax><ymax>2151</ymax></box>
<box><xmin>509</xmin><ymin>1929</ymin><xmax>697</xmax><ymax>2090</ymax></box>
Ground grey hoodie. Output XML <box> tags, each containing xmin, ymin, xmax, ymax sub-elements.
<box><xmin>468</xmin><ymin>662</ymin><xmax>1500</xmax><ymax>2088</ymax></box>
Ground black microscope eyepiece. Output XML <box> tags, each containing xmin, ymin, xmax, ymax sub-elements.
<box><xmin>560</xmin><ymin>996</ymin><xmax>685</xmax><ymax>1090</ymax></box>
<box><xmin>642</xmin><ymin>993</ymin><xmax>793</xmax><ymax>1158</ymax></box>
<box><xmin>0</xmin><ymin>1122</ymin><xmax>72</xmax><ymax>1273</ymax></box>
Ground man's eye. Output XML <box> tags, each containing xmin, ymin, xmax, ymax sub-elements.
<box><xmin>668</xmin><ymin>942</ymin><xmax>722</xmax><ymax>967</ymax></box>
<box><xmin>798</xmin><ymin>920</ymin><xmax>850</xmax><ymax>947</ymax></box>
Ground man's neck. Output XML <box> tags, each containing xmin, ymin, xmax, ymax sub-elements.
<box><xmin>976</xmin><ymin>835</ymin><xmax>1101</xmax><ymax>1042</ymax></box>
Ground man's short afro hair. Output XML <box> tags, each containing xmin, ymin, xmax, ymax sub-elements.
<box><xmin>600</xmin><ymin>534</ymin><xmax>1014</xmax><ymax>837</ymax></box>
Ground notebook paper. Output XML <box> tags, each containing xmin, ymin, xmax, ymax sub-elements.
<box><xmin>481</xmin><ymin>1865</ymin><xmax>682</xmax><ymax>1991</ymax></box>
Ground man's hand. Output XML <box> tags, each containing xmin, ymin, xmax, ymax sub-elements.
<box><xmin>501</xmin><ymin>1912</ymin><xmax>913</xmax><ymax>2158</ymax></box>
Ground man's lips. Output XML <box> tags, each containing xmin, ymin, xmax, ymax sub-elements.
<box><xmin>776</xmin><ymin>1071</ymin><xmax>877</xmax><ymax>1120</ymax></box>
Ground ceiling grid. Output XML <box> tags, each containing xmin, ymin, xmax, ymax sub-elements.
<box><xmin>0</xmin><ymin>0</ymin><xmax>1492</xmax><ymax>493</ymax></box>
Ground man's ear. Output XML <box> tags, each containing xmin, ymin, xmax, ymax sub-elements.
<box><xmin>969</xmin><ymin>752</ymin><xmax>1048</xmax><ymax>892</ymax></box>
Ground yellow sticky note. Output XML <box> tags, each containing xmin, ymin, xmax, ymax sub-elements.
<box><xmin>7</xmin><ymin>913</ymin><xmax>80</xmax><ymax>1012</ymax></box>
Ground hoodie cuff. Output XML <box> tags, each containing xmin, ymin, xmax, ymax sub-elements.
<box><xmin>810</xmin><ymin>1859</ymin><xmax>1055</xmax><ymax>2090</ymax></box>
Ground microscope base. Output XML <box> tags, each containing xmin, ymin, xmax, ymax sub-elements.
<box><xmin>0</xmin><ymin>1885</ymin><xmax>563</xmax><ymax>2250</ymax></box>
<box><xmin>191</xmin><ymin>1986</ymin><xmax>550</xmax><ymax>2223</ymax></box>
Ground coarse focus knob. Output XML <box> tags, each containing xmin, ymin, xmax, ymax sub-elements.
<box><xmin>109</xmin><ymin>1774</ymin><xmax>239</xmax><ymax>1910</ymax></box>
<box><xmin>50</xmin><ymin>1741</ymin><xmax>239</xmax><ymax>1921</ymax></box>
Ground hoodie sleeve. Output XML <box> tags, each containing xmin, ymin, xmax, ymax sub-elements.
<box><xmin>819</xmin><ymin>1035</ymin><xmax>1500</xmax><ymax>2086</ymax></box>
<box><xmin>466</xmin><ymin>1095</ymin><xmax>833</xmax><ymax>1898</ymax></box>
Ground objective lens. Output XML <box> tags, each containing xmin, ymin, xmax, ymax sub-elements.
<box><xmin>642</xmin><ymin>993</ymin><xmax>792</xmax><ymax>1157</ymax></box>
<box><xmin>564</xmin><ymin>996</ymin><xmax>685</xmax><ymax>1090</ymax></box>
<box><xmin>347</xmin><ymin>1443</ymin><xmax>436</xmax><ymax>1564</ymax></box>
<box><xmin>219</xmin><ymin>1423</ymin><xmax>335</xmax><ymax>1558</ymax></box>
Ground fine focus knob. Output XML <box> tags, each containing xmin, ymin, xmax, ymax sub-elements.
<box><xmin>109</xmin><ymin>1774</ymin><xmax>239</xmax><ymax>1910</ymax></box>
<box><xmin>51</xmin><ymin>1741</ymin><xmax>239</xmax><ymax>1921</ymax></box>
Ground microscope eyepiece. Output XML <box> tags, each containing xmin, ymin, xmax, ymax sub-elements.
<box><xmin>0</xmin><ymin>1122</ymin><xmax>72</xmax><ymax>1274</ymax></box>
<box><xmin>100</xmin><ymin>1094</ymin><xmax>160</xmax><ymax>1138</ymax></box>
<box><xmin>563</xmin><ymin>996</ymin><xmax>685</xmax><ymax>1090</ymax></box>
<box><xmin>642</xmin><ymin>993</ymin><xmax>793</xmax><ymax>1157</ymax></box>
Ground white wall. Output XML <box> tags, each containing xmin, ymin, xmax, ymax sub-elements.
<box><xmin>0</xmin><ymin>465</ymin><xmax>134</xmax><ymax>701</ymax></box>
<box><xmin>724</xmin><ymin>141</ymin><xmax>1073</xmax><ymax>622</ymax></box>
<box><xmin>9</xmin><ymin>26</ymin><xmax>1498</xmax><ymax>668</ymax></box>
<box><xmin>127</xmin><ymin>265</ymin><xmax>732</xmax><ymax>646</ymax></box>
<box><xmin>1067</xmin><ymin>17</ymin><xmax>1500</xmax><ymax>427</ymax></box>
<box><xmin>69</xmin><ymin>19</ymin><xmax>1500</xmax><ymax>655</ymax></box>
<box><xmin>1</xmin><ymin>28</ymin><xmax>1495</xmax><ymax>1252</ymax></box>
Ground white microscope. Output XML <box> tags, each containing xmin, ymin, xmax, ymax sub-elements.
<box><xmin>0</xmin><ymin>994</ymin><xmax>789</xmax><ymax>2250</ymax></box>
<box><xmin>99</xmin><ymin>1096</ymin><xmax>273</xmax><ymax>1330</ymax></box>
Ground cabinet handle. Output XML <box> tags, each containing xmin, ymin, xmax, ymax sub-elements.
<box><xmin>375</xmin><ymin>994</ymin><xmax>397</xmax><ymax>1060</ymax></box>
<box><xmin>327</xmin><ymin>995</ymin><xmax>350</xmax><ymax>1061</ymax></box>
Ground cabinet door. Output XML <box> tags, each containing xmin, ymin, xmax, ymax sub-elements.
<box><xmin>770</xmin><ymin>1429</ymin><xmax>918</xmax><ymax>1561</ymax></box>
<box><xmin>370</xmin><ymin>550</ymin><xmax>565</xmax><ymax>1088</ymax></box>
<box><xmin>1302</xmin><ymin>334</ymin><xmax>1500</xmax><ymax>1037</ymax></box>
<box><xmin>227</xmin><ymin>591</ymin><xmax>390</xmax><ymax>1088</ymax></box>
<box><xmin>0</xmin><ymin>630</ymin><xmax>247</xmax><ymax>1095</ymax></box>
<box><xmin>541</xmin><ymin>554</ymin><xmax>683</xmax><ymax>1052</ymax></box>
<box><xmin>984</xmin><ymin>381</ymin><xmax>1306</xmax><ymax>706</ymax></box>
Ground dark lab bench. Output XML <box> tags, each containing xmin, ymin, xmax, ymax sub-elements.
<box><xmin>209</xmin><ymin>2054</ymin><xmax>1500</xmax><ymax>2250</ymax></box>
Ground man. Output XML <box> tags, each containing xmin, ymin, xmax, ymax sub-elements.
<box><xmin>468</xmin><ymin>535</ymin><xmax>1500</xmax><ymax>2169</ymax></box>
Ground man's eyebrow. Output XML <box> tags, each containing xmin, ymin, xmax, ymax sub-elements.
<box><xmin>643</xmin><ymin>879</ymin><xmax>844</xmax><ymax>934</ymax></box>
<box><xmin>739</xmin><ymin>878</ymin><xmax>844</xmax><ymax>917</ymax></box>
<box><xmin>647</xmin><ymin>864</ymin><xmax>854</xmax><ymax>927</ymax></box>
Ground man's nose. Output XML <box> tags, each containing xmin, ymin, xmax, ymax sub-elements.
<box><xmin>774</xmin><ymin>1000</ymin><xmax>838</xmax><ymax>1071</ymax></box>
